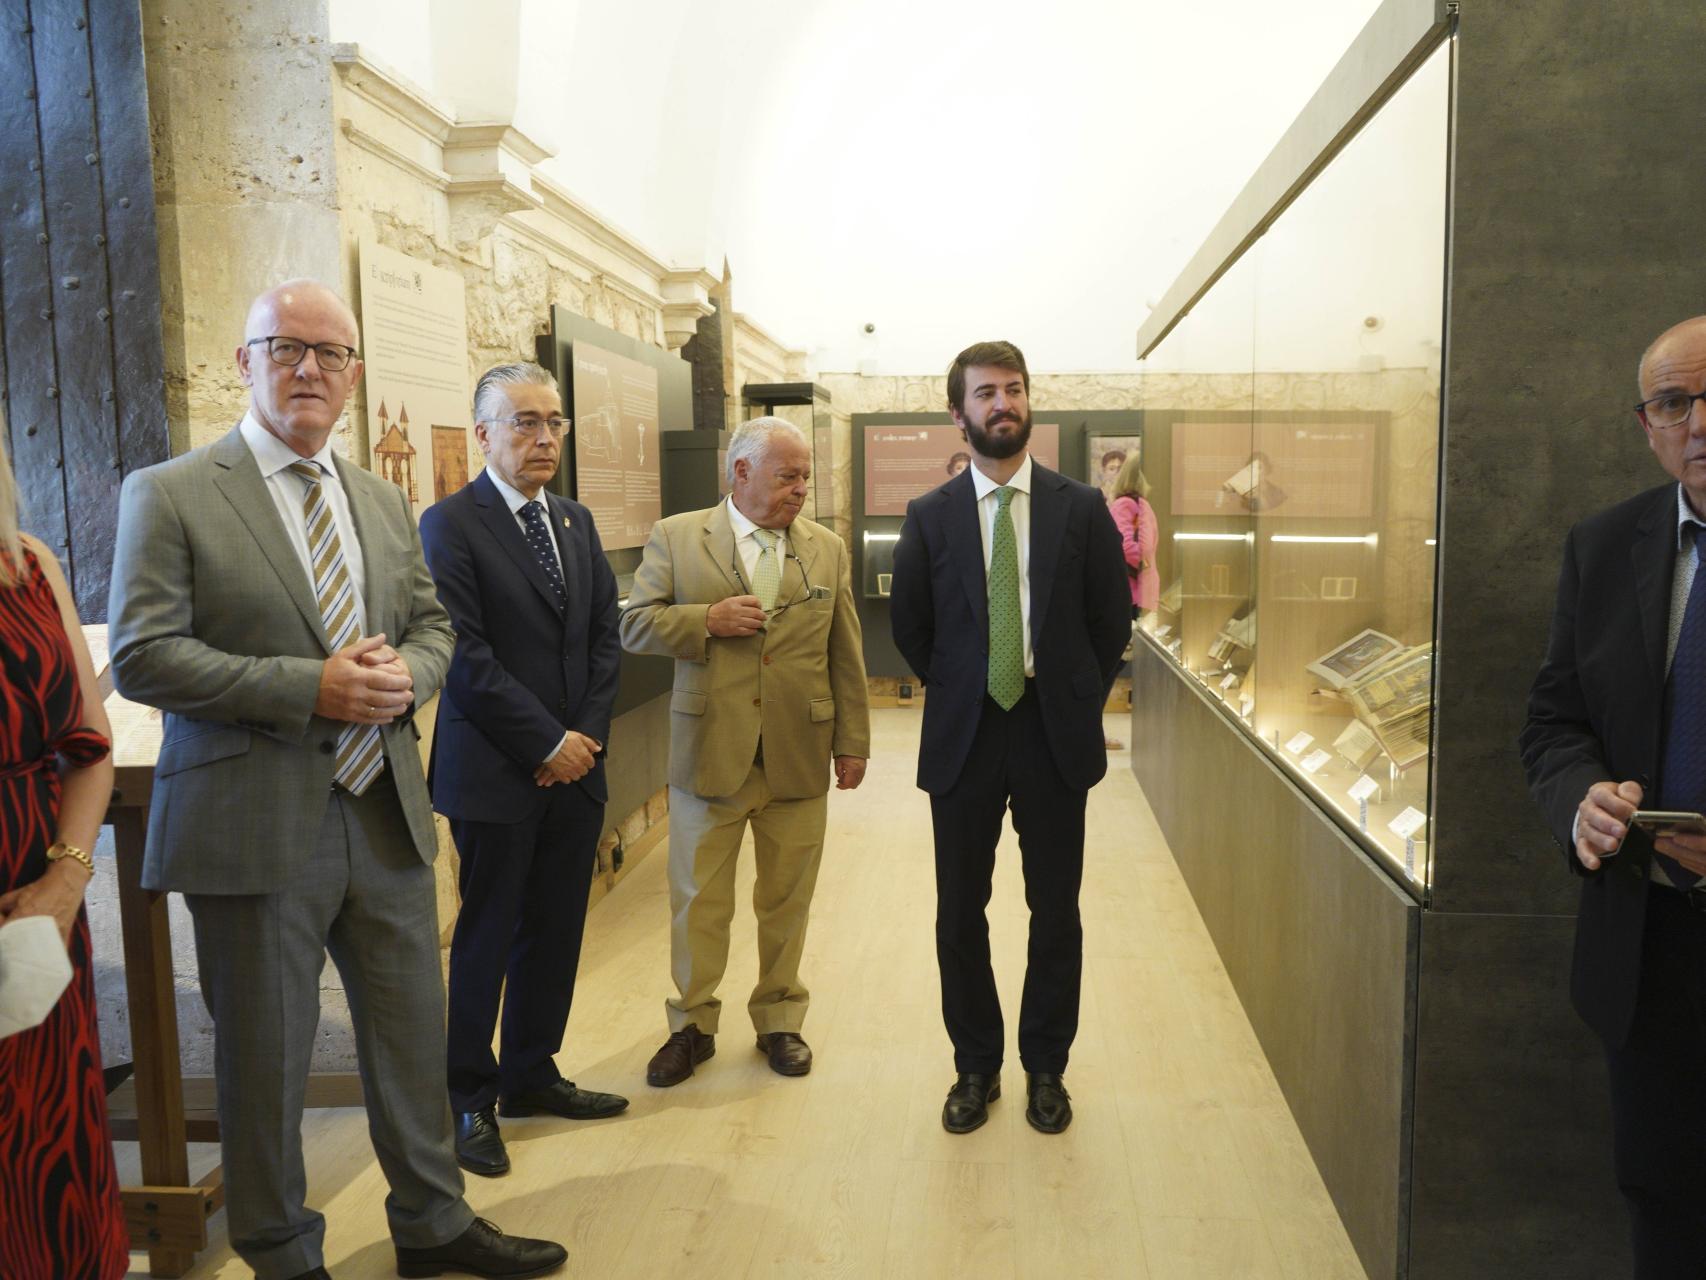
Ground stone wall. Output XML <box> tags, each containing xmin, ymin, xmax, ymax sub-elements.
<box><xmin>142</xmin><ymin>0</ymin><xmax>344</xmax><ymax>456</ymax></box>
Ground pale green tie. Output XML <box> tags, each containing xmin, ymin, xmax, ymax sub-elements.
<box><xmin>988</xmin><ymin>486</ymin><xmax>1024</xmax><ymax>709</ymax></box>
<box><xmin>751</xmin><ymin>528</ymin><xmax>781</xmax><ymax>611</ymax></box>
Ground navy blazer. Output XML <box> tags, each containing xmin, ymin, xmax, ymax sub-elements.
<box><xmin>1520</xmin><ymin>481</ymin><xmax>1680</xmax><ymax>1048</ymax></box>
<box><xmin>420</xmin><ymin>470</ymin><xmax>621</xmax><ymax>822</ymax></box>
<box><xmin>890</xmin><ymin>461</ymin><xmax>1131</xmax><ymax>795</ymax></box>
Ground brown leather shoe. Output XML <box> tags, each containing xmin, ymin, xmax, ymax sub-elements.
<box><xmin>647</xmin><ymin>1025</ymin><xmax>714</xmax><ymax>1087</ymax></box>
<box><xmin>756</xmin><ymin>1031</ymin><xmax>812</xmax><ymax>1076</ymax></box>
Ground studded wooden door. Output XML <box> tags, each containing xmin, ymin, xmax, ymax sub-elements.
<box><xmin>0</xmin><ymin>0</ymin><xmax>168</xmax><ymax>620</ymax></box>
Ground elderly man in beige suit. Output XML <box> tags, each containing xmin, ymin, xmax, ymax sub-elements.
<box><xmin>621</xmin><ymin>417</ymin><xmax>869</xmax><ymax>1086</ymax></box>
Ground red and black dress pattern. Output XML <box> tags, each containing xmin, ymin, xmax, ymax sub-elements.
<box><xmin>0</xmin><ymin>548</ymin><xmax>127</xmax><ymax>1279</ymax></box>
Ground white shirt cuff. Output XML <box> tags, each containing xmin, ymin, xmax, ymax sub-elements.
<box><xmin>540</xmin><ymin>730</ymin><xmax>570</xmax><ymax>768</ymax></box>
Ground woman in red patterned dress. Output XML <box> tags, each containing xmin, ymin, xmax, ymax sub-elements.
<box><xmin>0</xmin><ymin>429</ymin><xmax>128</xmax><ymax>1278</ymax></box>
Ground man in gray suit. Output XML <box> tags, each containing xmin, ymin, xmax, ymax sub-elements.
<box><xmin>108</xmin><ymin>281</ymin><xmax>565</xmax><ymax>1280</ymax></box>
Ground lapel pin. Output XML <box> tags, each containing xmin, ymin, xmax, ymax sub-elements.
<box><xmin>562</xmin><ymin>515</ymin><xmax>571</xmax><ymax>528</ymax></box>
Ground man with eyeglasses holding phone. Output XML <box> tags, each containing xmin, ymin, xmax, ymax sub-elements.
<box><xmin>419</xmin><ymin>362</ymin><xmax>627</xmax><ymax>1180</ymax></box>
<box><xmin>109</xmin><ymin>282</ymin><xmax>565</xmax><ymax>1277</ymax></box>
<box><xmin>1522</xmin><ymin>315</ymin><xmax>1706</xmax><ymax>1275</ymax></box>
<box><xmin>620</xmin><ymin>417</ymin><xmax>869</xmax><ymax>1087</ymax></box>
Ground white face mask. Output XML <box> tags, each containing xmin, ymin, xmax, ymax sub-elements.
<box><xmin>0</xmin><ymin>915</ymin><xmax>72</xmax><ymax>1041</ymax></box>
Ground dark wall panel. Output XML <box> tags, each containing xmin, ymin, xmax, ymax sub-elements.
<box><xmin>1434</xmin><ymin>1</ymin><xmax>1706</xmax><ymax>914</ymax></box>
<box><xmin>0</xmin><ymin>0</ymin><xmax>167</xmax><ymax>618</ymax></box>
<box><xmin>1407</xmin><ymin>910</ymin><xmax>1623</xmax><ymax>1278</ymax></box>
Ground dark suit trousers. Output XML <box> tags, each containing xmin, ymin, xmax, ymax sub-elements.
<box><xmin>446</xmin><ymin>780</ymin><xmax>603</xmax><ymax>1113</ymax></box>
<box><xmin>1603</xmin><ymin>882</ymin><xmax>1706</xmax><ymax>1278</ymax></box>
<box><xmin>930</xmin><ymin>684</ymin><xmax>1086</xmax><ymax>1075</ymax></box>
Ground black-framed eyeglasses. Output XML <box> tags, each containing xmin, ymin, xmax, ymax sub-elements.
<box><xmin>485</xmin><ymin>416</ymin><xmax>571</xmax><ymax>440</ymax></box>
<box><xmin>1636</xmin><ymin>390</ymin><xmax>1706</xmax><ymax>431</ymax></box>
<box><xmin>245</xmin><ymin>336</ymin><xmax>359</xmax><ymax>372</ymax></box>
<box><xmin>731</xmin><ymin>544</ymin><xmax>811</xmax><ymax>621</ymax></box>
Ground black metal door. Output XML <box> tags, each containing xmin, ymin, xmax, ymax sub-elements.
<box><xmin>0</xmin><ymin>0</ymin><xmax>168</xmax><ymax>620</ymax></box>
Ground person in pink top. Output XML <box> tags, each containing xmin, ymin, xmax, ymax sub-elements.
<box><xmin>1107</xmin><ymin>454</ymin><xmax>1158</xmax><ymax>615</ymax></box>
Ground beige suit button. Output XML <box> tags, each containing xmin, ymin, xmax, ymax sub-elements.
<box><xmin>752</xmin><ymin>697</ymin><xmax>761</xmax><ymax>707</ymax></box>
<box><xmin>763</xmin><ymin>655</ymin><xmax>772</xmax><ymax>665</ymax></box>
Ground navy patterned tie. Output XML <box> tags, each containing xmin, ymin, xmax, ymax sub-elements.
<box><xmin>1657</xmin><ymin>523</ymin><xmax>1706</xmax><ymax>887</ymax></box>
<box><xmin>518</xmin><ymin>500</ymin><xmax>566</xmax><ymax>607</ymax></box>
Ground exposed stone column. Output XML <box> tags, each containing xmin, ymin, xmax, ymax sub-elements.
<box><xmin>143</xmin><ymin>0</ymin><xmax>343</xmax><ymax>453</ymax></box>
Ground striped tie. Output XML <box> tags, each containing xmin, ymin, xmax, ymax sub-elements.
<box><xmin>289</xmin><ymin>462</ymin><xmax>385</xmax><ymax>795</ymax></box>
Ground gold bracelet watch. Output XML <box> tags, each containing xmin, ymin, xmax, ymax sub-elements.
<box><xmin>46</xmin><ymin>841</ymin><xmax>95</xmax><ymax>876</ymax></box>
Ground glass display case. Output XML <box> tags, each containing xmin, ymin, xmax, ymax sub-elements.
<box><xmin>1137</xmin><ymin>39</ymin><xmax>1449</xmax><ymax>891</ymax></box>
<box><xmin>862</xmin><ymin>529</ymin><xmax>898</xmax><ymax>598</ymax></box>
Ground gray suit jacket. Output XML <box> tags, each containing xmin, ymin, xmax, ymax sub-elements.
<box><xmin>108</xmin><ymin>424</ymin><xmax>454</xmax><ymax>895</ymax></box>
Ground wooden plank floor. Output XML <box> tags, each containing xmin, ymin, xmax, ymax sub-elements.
<box><xmin>122</xmin><ymin>708</ymin><xmax>1363</xmax><ymax>1278</ymax></box>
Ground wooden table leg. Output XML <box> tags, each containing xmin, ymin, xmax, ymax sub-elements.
<box><xmin>112</xmin><ymin>804</ymin><xmax>196</xmax><ymax>1278</ymax></box>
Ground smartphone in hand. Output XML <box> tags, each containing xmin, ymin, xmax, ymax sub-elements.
<box><xmin>1631</xmin><ymin>810</ymin><xmax>1706</xmax><ymax>838</ymax></box>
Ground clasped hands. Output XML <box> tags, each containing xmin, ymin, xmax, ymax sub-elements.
<box><xmin>1576</xmin><ymin>779</ymin><xmax>1706</xmax><ymax>878</ymax></box>
<box><xmin>533</xmin><ymin>732</ymin><xmax>601</xmax><ymax>788</ymax></box>
<box><xmin>315</xmin><ymin>634</ymin><xmax>413</xmax><ymax>725</ymax></box>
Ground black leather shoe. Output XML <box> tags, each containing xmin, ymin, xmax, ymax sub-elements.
<box><xmin>646</xmin><ymin>1025</ymin><xmax>715</xmax><ymax>1087</ymax></box>
<box><xmin>1025</xmin><ymin>1072</ymin><xmax>1072</xmax><ymax>1134</ymax></box>
<box><xmin>396</xmin><ymin>1217</ymin><xmax>566</xmax><ymax>1278</ymax></box>
<box><xmin>755</xmin><ymin>1031</ymin><xmax>812</xmax><ymax>1076</ymax></box>
<box><xmin>454</xmin><ymin>1108</ymin><xmax>509</xmax><ymax>1177</ymax></box>
<box><xmin>499</xmin><ymin>1077</ymin><xmax>629</xmax><ymax>1120</ymax></box>
<box><xmin>285</xmin><ymin>1270</ymin><xmax>332</xmax><ymax>1280</ymax></box>
<box><xmin>942</xmin><ymin>1072</ymin><xmax>1001</xmax><ymax>1134</ymax></box>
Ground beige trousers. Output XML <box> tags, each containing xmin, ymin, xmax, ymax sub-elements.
<box><xmin>665</xmin><ymin>761</ymin><xmax>828</xmax><ymax>1036</ymax></box>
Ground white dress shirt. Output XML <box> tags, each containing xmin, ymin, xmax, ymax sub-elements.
<box><xmin>969</xmin><ymin>452</ymin><xmax>1036</xmax><ymax>678</ymax></box>
<box><xmin>726</xmin><ymin>495</ymin><xmax>791</xmax><ymax>592</ymax></box>
<box><xmin>240</xmin><ymin>411</ymin><xmax>368</xmax><ymax>636</ymax></box>
<box><xmin>483</xmin><ymin>467</ymin><xmax>565</xmax><ymax>580</ymax></box>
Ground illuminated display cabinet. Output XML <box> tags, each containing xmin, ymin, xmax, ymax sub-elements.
<box><xmin>1122</xmin><ymin>0</ymin><xmax>1706</xmax><ymax>1276</ymax></box>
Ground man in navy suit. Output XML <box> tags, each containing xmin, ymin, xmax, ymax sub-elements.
<box><xmin>890</xmin><ymin>340</ymin><xmax>1129</xmax><ymax>1136</ymax></box>
<box><xmin>420</xmin><ymin>362</ymin><xmax>626</xmax><ymax>1179</ymax></box>
<box><xmin>1521</xmin><ymin>316</ymin><xmax>1706</xmax><ymax>1274</ymax></box>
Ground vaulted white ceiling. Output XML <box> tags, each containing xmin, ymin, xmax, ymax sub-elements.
<box><xmin>332</xmin><ymin>0</ymin><xmax>1385</xmax><ymax>374</ymax></box>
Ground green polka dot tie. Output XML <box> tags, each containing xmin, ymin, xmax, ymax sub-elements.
<box><xmin>751</xmin><ymin>528</ymin><xmax>781</xmax><ymax>611</ymax></box>
<box><xmin>987</xmin><ymin>486</ymin><xmax>1024</xmax><ymax>709</ymax></box>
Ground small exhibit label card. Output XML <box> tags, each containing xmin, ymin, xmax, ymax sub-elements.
<box><xmin>1220</xmin><ymin>671</ymin><xmax>1240</xmax><ymax>690</ymax></box>
<box><xmin>1152</xmin><ymin>624</ymin><xmax>1173</xmax><ymax>641</ymax></box>
<box><xmin>1300</xmin><ymin>748</ymin><xmax>1333</xmax><ymax>773</ymax></box>
<box><xmin>1388</xmin><ymin>807</ymin><xmax>1427</xmax><ymax>840</ymax></box>
<box><xmin>1348</xmin><ymin>774</ymin><xmax>1380</xmax><ymax>802</ymax></box>
<box><xmin>1285</xmin><ymin>731</ymin><xmax>1315</xmax><ymax>755</ymax></box>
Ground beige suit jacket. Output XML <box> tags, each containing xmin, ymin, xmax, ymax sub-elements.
<box><xmin>620</xmin><ymin>501</ymin><xmax>870</xmax><ymax>800</ymax></box>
